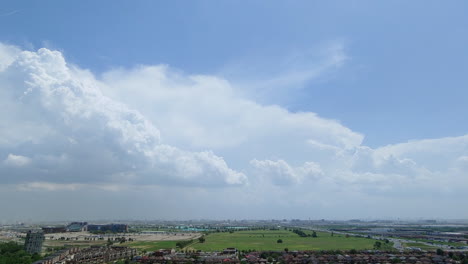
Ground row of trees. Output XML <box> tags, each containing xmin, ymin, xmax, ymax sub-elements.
<box><xmin>176</xmin><ymin>239</ymin><xmax>194</xmax><ymax>249</ymax></box>
<box><xmin>292</xmin><ymin>229</ymin><xmax>317</xmax><ymax>237</ymax></box>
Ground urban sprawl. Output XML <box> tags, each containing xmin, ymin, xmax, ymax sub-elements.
<box><xmin>1</xmin><ymin>219</ymin><xmax>468</xmax><ymax>264</ymax></box>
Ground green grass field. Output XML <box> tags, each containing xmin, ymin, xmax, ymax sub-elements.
<box><xmin>190</xmin><ymin>230</ymin><xmax>392</xmax><ymax>251</ymax></box>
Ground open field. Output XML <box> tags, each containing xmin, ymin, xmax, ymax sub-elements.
<box><xmin>189</xmin><ymin>230</ymin><xmax>392</xmax><ymax>251</ymax></box>
<box><xmin>2</xmin><ymin>229</ymin><xmax>396</xmax><ymax>252</ymax></box>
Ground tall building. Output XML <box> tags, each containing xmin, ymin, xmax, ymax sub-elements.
<box><xmin>24</xmin><ymin>230</ymin><xmax>44</xmax><ymax>254</ymax></box>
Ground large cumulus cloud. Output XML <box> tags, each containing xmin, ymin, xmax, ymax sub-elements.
<box><xmin>0</xmin><ymin>44</ymin><xmax>246</xmax><ymax>186</ymax></box>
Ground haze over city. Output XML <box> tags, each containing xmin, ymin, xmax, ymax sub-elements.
<box><xmin>1</xmin><ymin>1</ymin><xmax>468</xmax><ymax>222</ymax></box>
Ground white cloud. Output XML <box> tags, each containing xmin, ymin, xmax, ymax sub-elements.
<box><xmin>100</xmin><ymin>64</ymin><xmax>363</xmax><ymax>156</ymax></box>
<box><xmin>250</xmin><ymin>159</ymin><xmax>322</xmax><ymax>185</ymax></box>
<box><xmin>98</xmin><ymin>57</ymin><xmax>468</xmax><ymax>198</ymax></box>
<box><xmin>15</xmin><ymin>181</ymin><xmax>130</xmax><ymax>192</ymax></box>
<box><xmin>374</xmin><ymin>135</ymin><xmax>468</xmax><ymax>171</ymax></box>
<box><xmin>17</xmin><ymin>182</ymin><xmax>84</xmax><ymax>191</ymax></box>
<box><xmin>251</xmin><ymin>159</ymin><xmax>301</xmax><ymax>185</ymax></box>
<box><xmin>0</xmin><ymin>43</ymin><xmax>20</xmax><ymax>71</ymax></box>
<box><xmin>0</xmin><ymin>46</ymin><xmax>246</xmax><ymax>187</ymax></box>
<box><xmin>3</xmin><ymin>154</ymin><xmax>31</xmax><ymax>167</ymax></box>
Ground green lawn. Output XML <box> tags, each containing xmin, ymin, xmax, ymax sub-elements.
<box><xmin>191</xmin><ymin>230</ymin><xmax>390</xmax><ymax>251</ymax></box>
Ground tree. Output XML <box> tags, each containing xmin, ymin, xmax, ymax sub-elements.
<box><xmin>284</xmin><ymin>248</ymin><xmax>289</xmax><ymax>252</ymax></box>
<box><xmin>373</xmin><ymin>241</ymin><xmax>382</xmax><ymax>249</ymax></box>
<box><xmin>176</xmin><ymin>239</ymin><xmax>193</xmax><ymax>249</ymax></box>
<box><xmin>0</xmin><ymin>241</ymin><xmax>41</xmax><ymax>264</ymax></box>
<box><xmin>312</xmin><ymin>231</ymin><xmax>317</xmax><ymax>238</ymax></box>
<box><xmin>277</xmin><ymin>239</ymin><xmax>283</xmax><ymax>243</ymax></box>
<box><xmin>198</xmin><ymin>236</ymin><xmax>205</xmax><ymax>243</ymax></box>
<box><xmin>292</xmin><ymin>229</ymin><xmax>307</xmax><ymax>237</ymax></box>
<box><xmin>436</xmin><ymin>249</ymin><xmax>444</xmax><ymax>256</ymax></box>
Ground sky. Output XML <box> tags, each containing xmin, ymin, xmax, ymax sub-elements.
<box><xmin>1</xmin><ymin>0</ymin><xmax>468</xmax><ymax>222</ymax></box>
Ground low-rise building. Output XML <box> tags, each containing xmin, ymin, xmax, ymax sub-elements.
<box><xmin>87</xmin><ymin>223</ymin><xmax>128</xmax><ymax>233</ymax></box>
<box><xmin>42</xmin><ymin>226</ymin><xmax>67</xmax><ymax>234</ymax></box>
<box><xmin>66</xmin><ymin>222</ymin><xmax>88</xmax><ymax>232</ymax></box>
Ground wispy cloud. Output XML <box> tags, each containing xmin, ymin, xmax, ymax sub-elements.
<box><xmin>253</xmin><ymin>41</ymin><xmax>348</xmax><ymax>91</ymax></box>
<box><xmin>17</xmin><ymin>182</ymin><xmax>85</xmax><ymax>191</ymax></box>
<box><xmin>15</xmin><ymin>182</ymin><xmax>129</xmax><ymax>192</ymax></box>
<box><xmin>220</xmin><ymin>40</ymin><xmax>349</xmax><ymax>100</ymax></box>
<box><xmin>0</xmin><ymin>10</ymin><xmax>19</xmax><ymax>17</ymax></box>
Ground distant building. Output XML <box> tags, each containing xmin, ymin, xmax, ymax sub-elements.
<box><xmin>24</xmin><ymin>230</ymin><xmax>44</xmax><ymax>254</ymax></box>
<box><xmin>66</xmin><ymin>222</ymin><xmax>88</xmax><ymax>232</ymax></box>
<box><xmin>41</xmin><ymin>226</ymin><xmax>67</xmax><ymax>234</ymax></box>
<box><xmin>87</xmin><ymin>223</ymin><xmax>128</xmax><ymax>233</ymax></box>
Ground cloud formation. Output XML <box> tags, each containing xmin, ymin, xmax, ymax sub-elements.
<box><xmin>3</xmin><ymin>154</ymin><xmax>31</xmax><ymax>167</ymax></box>
<box><xmin>251</xmin><ymin>159</ymin><xmax>323</xmax><ymax>186</ymax></box>
<box><xmin>0</xmin><ymin>44</ymin><xmax>246</xmax><ymax>187</ymax></box>
<box><xmin>0</xmin><ymin>43</ymin><xmax>467</xmax><ymax>219</ymax></box>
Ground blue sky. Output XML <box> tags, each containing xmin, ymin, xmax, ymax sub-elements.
<box><xmin>1</xmin><ymin>1</ymin><xmax>468</xmax><ymax>220</ymax></box>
